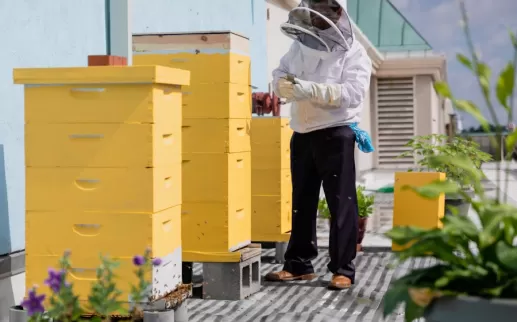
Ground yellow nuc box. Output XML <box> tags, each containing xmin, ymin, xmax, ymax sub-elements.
<box><xmin>14</xmin><ymin>66</ymin><xmax>189</xmax><ymax>124</ymax></box>
<box><xmin>25</xmin><ymin>121</ymin><xmax>181</xmax><ymax>168</ymax></box>
<box><xmin>134</xmin><ymin>52</ymin><xmax>250</xmax><ymax>85</ymax></box>
<box><xmin>182</xmin><ymin>151</ymin><xmax>251</xmax><ymax>204</ymax></box>
<box><xmin>182</xmin><ymin>118</ymin><xmax>251</xmax><ymax>153</ymax></box>
<box><xmin>392</xmin><ymin>172</ymin><xmax>446</xmax><ymax>251</ymax></box>
<box><xmin>26</xmin><ymin>205</ymin><xmax>181</xmax><ymax>259</ymax></box>
<box><xmin>252</xmin><ymin>168</ymin><xmax>292</xmax><ymax>196</ymax></box>
<box><xmin>182</xmin><ymin>201</ymin><xmax>251</xmax><ymax>262</ymax></box>
<box><xmin>25</xmin><ymin>166</ymin><xmax>181</xmax><ymax>213</ymax></box>
<box><xmin>252</xmin><ymin>196</ymin><xmax>292</xmax><ymax>241</ymax></box>
<box><xmin>251</xmin><ymin>117</ymin><xmax>292</xmax><ymax>169</ymax></box>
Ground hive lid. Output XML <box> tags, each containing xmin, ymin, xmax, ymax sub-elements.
<box><xmin>13</xmin><ymin>65</ymin><xmax>190</xmax><ymax>86</ymax></box>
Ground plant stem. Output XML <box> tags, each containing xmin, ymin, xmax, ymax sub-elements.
<box><xmin>503</xmin><ymin>42</ymin><xmax>517</xmax><ymax>203</ymax></box>
<box><xmin>459</xmin><ymin>1</ymin><xmax>502</xmax><ymax>203</ymax></box>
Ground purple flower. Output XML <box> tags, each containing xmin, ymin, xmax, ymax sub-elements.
<box><xmin>21</xmin><ymin>288</ymin><xmax>45</xmax><ymax>316</ymax></box>
<box><xmin>152</xmin><ymin>258</ymin><xmax>162</xmax><ymax>266</ymax></box>
<box><xmin>133</xmin><ymin>255</ymin><xmax>145</xmax><ymax>266</ymax></box>
<box><xmin>44</xmin><ymin>268</ymin><xmax>65</xmax><ymax>293</ymax></box>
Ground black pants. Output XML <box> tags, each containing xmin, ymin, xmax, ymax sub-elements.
<box><xmin>283</xmin><ymin>125</ymin><xmax>358</xmax><ymax>282</ymax></box>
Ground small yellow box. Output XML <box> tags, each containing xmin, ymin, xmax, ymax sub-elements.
<box><xmin>26</xmin><ymin>205</ymin><xmax>181</xmax><ymax>258</ymax></box>
<box><xmin>133</xmin><ymin>53</ymin><xmax>250</xmax><ymax>85</ymax></box>
<box><xmin>251</xmin><ymin>117</ymin><xmax>292</xmax><ymax>169</ymax></box>
<box><xmin>182</xmin><ymin>152</ymin><xmax>250</xmax><ymax>203</ymax></box>
<box><xmin>25</xmin><ymin>121</ymin><xmax>181</xmax><ymax>167</ymax></box>
<box><xmin>13</xmin><ymin>66</ymin><xmax>188</xmax><ymax>124</ymax></box>
<box><xmin>26</xmin><ymin>166</ymin><xmax>181</xmax><ymax>213</ymax></box>
<box><xmin>181</xmin><ymin>83</ymin><xmax>252</xmax><ymax>119</ymax></box>
<box><xmin>392</xmin><ymin>172</ymin><xmax>446</xmax><ymax>251</ymax></box>
<box><xmin>183</xmin><ymin>118</ymin><xmax>250</xmax><ymax>153</ymax></box>
<box><xmin>182</xmin><ymin>201</ymin><xmax>251</xmax><ymax>257</ymax></box>
<box><xmin>252</xmin><ymin>168</ymin><xmax>292</xmax><ymax>197</ymax></box>
<box><xmin>252</xmin><ymin>195</ymin><xmax>292</xmax><ymax>240</ymax></box>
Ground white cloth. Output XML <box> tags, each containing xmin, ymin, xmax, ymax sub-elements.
<box><xmin>273</xmin><ymin>1</ymin><xmax>372</xmax><ymax>134</ymax></box>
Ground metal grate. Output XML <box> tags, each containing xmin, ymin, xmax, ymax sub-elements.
<box><xmin>376</xmin><ymin>77</ymin><xmax>415</xmax><ymax>168</ymax></box>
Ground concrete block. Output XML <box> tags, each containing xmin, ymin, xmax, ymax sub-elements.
<box><xmin>202</xmin><ymin>246</ymin><xmax>261</xmax><ymax>300</ymax></box>
<box><xmin>275</xmin><ymin>242</ymin><xmax>287</xmax><ymax>264</ymax></box>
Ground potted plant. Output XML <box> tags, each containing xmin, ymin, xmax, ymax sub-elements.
<box><xmin>318</xmin><ymin>185</ymin><xmax>374</xmax><ymax>252</ymax></box>
<box><xmin>356</xmin><ymin>185</ymin><xmax>374</xmax><ymax>252</ymax></box>
<box><xmin>398</xmin><ymin>134</ymin><xmax>492</xmax><ymax>216</ymax></box>
<box><xmin>13</xmin><ymin>249</ymin><xmax>191</xmax><ymax>322</ymax></box>
<box><xmin>383</xmin><ymin>2</ymin><xmax>517</xmax><ymax>321</ymax></box>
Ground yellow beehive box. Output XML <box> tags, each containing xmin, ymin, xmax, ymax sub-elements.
<box><xmin>252</xmin><ymin>168</ymin><xmax>292</xmax><ymax>196</ymax></box>
<box><xmin>133</xmin><ymin>31</ymin><xmax>251</xmax><ymax>85</ymax></box>
<box><xmin>13</xmin><ymin>66</ymin><xmax>189</xmax><ymax>124</ymax></box>
<box><xmin>25</xmin><ymin>121</ymin><xmax>181</xmax><ymax>167</ymax></box>
<box><xmin>181</xmin><ymin>83</ymin><xmax>252</xmax><ymax>119</ymax></box>
<box><xmin>26</xmin><ymin>205</ymin><xmax>181</xmax><ymax>259</ymax></box>
<box><xmin>182</xmin><ymin>201</ymin><xmax>251</xmax><ymax>261</ymax></box>
<box><xmin>392</xmin><ymin>172</ymin><xmax>446</xmax><ymax>251</ymax></box>
<box><xmin>26</xmin><ymin>246</ymin><xmax>182</xmax><ymax>303</ymax></box>
<box><xmin>26</xmin><ymin>166</ymin><xmax>181</xmax><ymax>213</ymax></box>
<box><xmin>182</xmin><ymin>118</ymin><xmax>250</xmax><ymax>153</ymax></box>
<box><xmin>251</xmin><ymin>196</ymin><xmax>292</xmax><ymax>241</ymax></box>
<box><xmin>182</xmin><ymin>151</ymin><xmax>250</xmax><ymax>203</ymax></box>
<box><xmin>251</xmin><ymin>117</ymin><xmax>292</xmax><ymax>169</ymax></box>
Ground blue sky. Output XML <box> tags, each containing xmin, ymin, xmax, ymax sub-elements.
<box><xmin>390</xmin><ymin>0</ymin><xmax>517</xmax><ymax>128</ymax></box>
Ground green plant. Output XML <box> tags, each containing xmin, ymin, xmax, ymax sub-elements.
<box><xmin>357</xmin><ymin>185</ymin><xmax>374</xmax><ymax>218</ymax></box>
<box><xmin>318</xmin><ymin>186</ymin><xmax>374</xmax><ymax>219</ymax></box>
<box><xmin>383</xmin><ymin>1</ymin><xmax>517</xmax><ymax>321</ymax></box>
<box><xmin>21</xmin><ymin>249</ymin><xmax>165</xmax><ymax>322</ymax></box>
<box><xmin>318</xmin><ymin>197</ymin><xmax>331</xmax><ymax>219</ymax></box>
<box><xmin>399</xmin><ymin>134</ymin><xmax>492</xmax><ymax>189</ymax></box>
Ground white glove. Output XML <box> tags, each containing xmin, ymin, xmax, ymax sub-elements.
<box><xmin>293</xmin><ymin>78</ymin><xmax>342</xmax><ymax>107</ymax></box>
<box><xmin>275</xmin><ymin>78</ymin><xmax>295</xmax><ymax>99</ymax></box>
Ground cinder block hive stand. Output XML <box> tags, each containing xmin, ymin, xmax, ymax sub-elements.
<box><xmin>133</xmin><ymin>31</ymin><xmax>261</xmax><ymax>300</ymax></box>
<box><xmin>14</xmin><ymin>65</ymin><xmax>190</xmax><ymax>315</ymax></box>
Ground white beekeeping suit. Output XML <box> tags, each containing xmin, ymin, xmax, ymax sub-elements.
<box><xmin>272</xmin><ymin>0</ymin><xmax>372</xmax><ymax>135</ymax></box>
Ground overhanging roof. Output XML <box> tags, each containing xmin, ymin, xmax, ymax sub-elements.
<box><xmin>347</xmin><ymin>0</ymin><xmax>432</xmax><ymax>52</ymax></box>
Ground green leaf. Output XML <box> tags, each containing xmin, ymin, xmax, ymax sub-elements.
<box><xmin>496</xmin><ymin>62</ymin><xmax>515</xmax><ymax>110</ymax></box>
<box><xmin>434</xmin><ymin>81</ymin><xmax>453</xmax><ymax>98</ymax></box>
<box><xmin>510</xmin><ymin>30</ymin><xmax>517</xmax><ymax>48</ymax></box>
<box><xmin>385</xmin><ymin>226</ymin><xmax>432</xmax><ymax>245</ymax></box>
<box><xmin>442</xmin><ymin>215</ymin><xmax>479</xmax><ymax>239</ymax></box>
<box><xmin>383</xmin><ymin>284</ymin><xmax>408</xmax><ymax>318</ymax></box>
<box><xmin>506</xmin><ymin>130</ymin><xmax>517</xmax><ymax>157</ymax></box>
<box><xmin>457</xmin><ymin>53</ymin><xmax>473</xmax><ymax>70</ymax></box>
<box><xmin>404</xmin><ymin>298</ymin><xmax>426</xmax><ymax>322</ymax></box>
<box><xmin>453</xmin><ymin>100</ymin><xmax>489</xmax><ymax>130</ymax></box>
<box><xmin>404</xmin><ymin>180</ymin><xmax>460</xmax><ymax>199</ymax></box>
<box><xmin>496</xmin><ymin>241</ymin><xmax>517</xmax><ymax>271</ymax></box>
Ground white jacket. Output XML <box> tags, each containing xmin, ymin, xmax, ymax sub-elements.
<box><xmin>273</xmin><ymin>1</ymin><xmax>372</xmax><ymax>134</ymax></box>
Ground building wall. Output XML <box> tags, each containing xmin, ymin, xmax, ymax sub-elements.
<box><xmin>132</xmin><ymin>0</ymin><xmax>268</xmax><ymax>91</ymax></box>
<box><xmin>414</xmin><ymin>75</ymin><xmax>439</xmax><ymax>137</ymax></box>
<box><xmin>265</xmin><ymin>1</ymin><xmax>293</xmax><ymax>116</ymax></box>
<box><xmin>0</xmin><ymin>0</ymin><xmax>107</xmax><ymax>257</ymax></box>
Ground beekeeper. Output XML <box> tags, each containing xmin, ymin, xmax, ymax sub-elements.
<box><xmin>265</xmin><ymin>0</ymin><xmax>374</xmax><ymax>290</ymax></box>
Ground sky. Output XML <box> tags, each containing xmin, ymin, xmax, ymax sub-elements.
<box><xmin>389</xmin><ymin>0</ymin><xmax>517</xmax><ymax>129</ymax></box>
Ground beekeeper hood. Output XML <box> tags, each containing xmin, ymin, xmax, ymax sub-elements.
<box><xmin>281</xmin><ymin>0</ymin><xmax>353</xmax><ymax>53</ymax></box>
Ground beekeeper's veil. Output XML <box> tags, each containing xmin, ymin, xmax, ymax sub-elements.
<box><xmin>281</xmin><ymin>0</ymin><xmax>354</xmax><ymax>52</ymax></box>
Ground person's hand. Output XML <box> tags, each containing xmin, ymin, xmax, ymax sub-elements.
<box><xmin>276</xmin><ymin>78</ymin><xmax>295</xmax><ymax>99</ymax></box>
<box><xmin>293</xmin><ymin>78</ymin><xmax>314</xmax><ymax>100</ymax></box>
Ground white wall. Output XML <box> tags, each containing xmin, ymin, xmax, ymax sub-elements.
<box><xmin>265</xmin><ymin>1</ymin><xmax>293</xmax><ymax>117</ymax></box>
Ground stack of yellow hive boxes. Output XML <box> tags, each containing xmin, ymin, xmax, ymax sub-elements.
<box><xmin>133</xmin><ymin>32</ymin><xmax>252</xmax><ymax>262</ymax></box>
<box><xmin>251</xmin><ymin>117</ymin><xmax>293</xmax><ymax>242</ymax></box>
<box><xmin>15</xmin><ymin>66</ymin><xmax>189</xmax><ymax>302</ymax></box>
